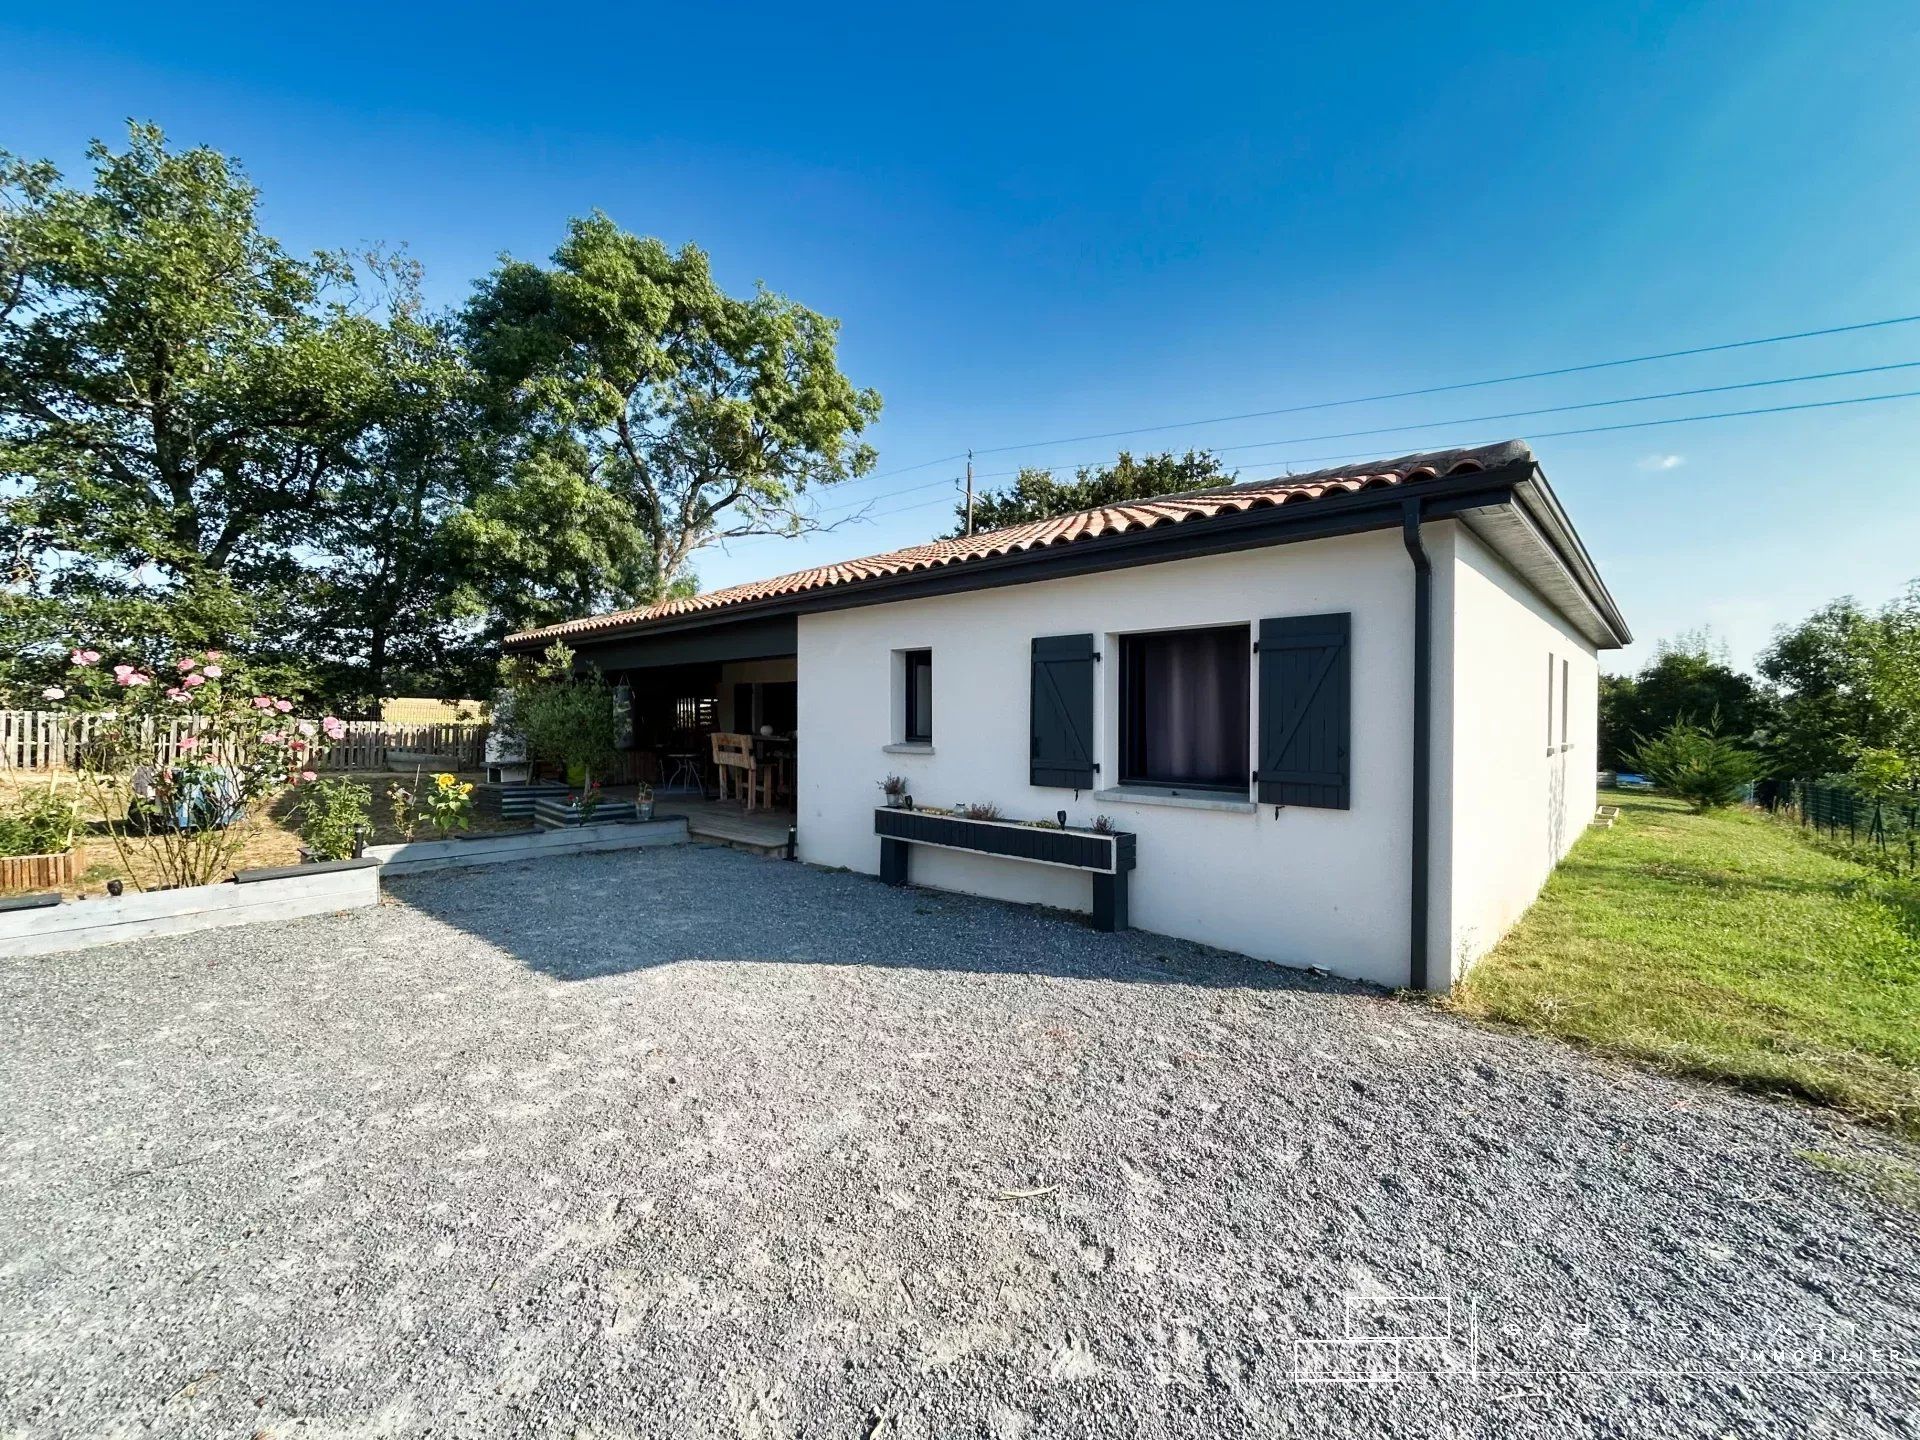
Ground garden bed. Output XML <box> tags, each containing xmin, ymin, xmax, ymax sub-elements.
<box><xmin>0</xmin><ymin>770</ymin><xmax>525</xmax><ymax>899</ymax></box>
<box><xmin>0</xmin><ymin>858</ymin><xmax>379</xmax><ymax>958</ymax></box>
<box><xmin>366</xmin><ymin>816</ymin><xmax>687</xmax><ymax>877</ymax></box>
<box><xmin>0</xmin><ymin>848</ymin><xmax>84</xmax><ymax>893</ymax></box>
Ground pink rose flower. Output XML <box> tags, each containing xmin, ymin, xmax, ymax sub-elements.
<box><xmin>300</xmin><ymin>769</ymin><xmax>316</xmax><ymax>782</ymax></box>
<box><xmin>205</xmin><ymin>650</ymin><xmax>224</xmax><ymax>661</ymax></box>
<box><xmin>126</xmin><ymin>672</ymin><xmax>150</xmax><ymax>687</ymax></box>
<box><xmin>113</xmin><ymin>664</ymin><xmax>134</xmax><ymax>678</ymax></box>
<box><xmin>176</xmin><ymin>657</ymin><xmax>196</xmax><ymax>672</ymax></box>
<box><xmin>182</xmin><ymin>673</ymin><xmax>207</xmax><ymax>688</ymax></box>
<box><xmin>41</xmin><ymin>685</ymin><xmax>64</xmax><ymax>701</ymax></box>
<box><xmin>252</xmin><ymin>696</ymin><xmax>275</xmax><ymax>710</ymax></box>
<box><xmin>274</xmin><ymin>699</ymin><xmax>293</xmax><ymax>713</ymax></box>
<box><xmin>297</xmin><ymin>719</ymin><xmax>316</xmax><ymax>737</ymax></box>
<box><xmin>178</xmin><ymin>735</ymin><xmax>201</xmax><ymax>751</ymax></box>
<box><xmin>170</xmin><ymin>692</ymin><xmax>191</xmax><ymax>705</ymax></box>
<box><xmin>202</xmin><ymin>664</ymin><xmax>222</xmax><ymax>679</ymax></box>
<box><xmin>70</xmin><ymin>649</ymin><xmax>100</xmax><ymax>666</ymax></box>
<box><xmin>321</xmin><ymin>716</ymin><xmax>346</xmax><ymax>740</ymax></box>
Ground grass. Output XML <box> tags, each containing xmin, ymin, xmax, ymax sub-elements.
<box><xmin>1799</xmin><ymin>1149</ymin><xmax>1920</xmax><ymax>1211</ymax></box>
<box><xmin>1447</xmin><ymin>794</ymin><xmax>1920</xmax><ymax>1136</ymax></box>
<box><xmin>0</xmin><ymin>768</ymin><xmax>520</xmax><ymax>897</ymax></box>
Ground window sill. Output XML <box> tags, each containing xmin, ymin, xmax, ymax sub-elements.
<box><xmin>1093</xmin><ymin>786</ymin><xmax>1255</xmax><ymax>815</ymax></box>
<box><xmin>883</xmin><ymin>742</ymin><xmax>935</xmax><ymax>756</ymax></box>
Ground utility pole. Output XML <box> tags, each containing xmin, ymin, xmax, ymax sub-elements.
<box><xmin>965</xmin><ymin>450</ymin><xmax>974</xmax><ymax>536</ymax></box>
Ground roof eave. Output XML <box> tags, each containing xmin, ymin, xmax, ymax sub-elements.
<box><xmin>504</xmin><ymin>461</ymin><xmax>1540</xmax><ymax>653</ymax></box>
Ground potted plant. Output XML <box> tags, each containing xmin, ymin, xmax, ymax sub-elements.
<box><xmin>877</xmin><ymin>774</ymin><xmax>908</xmax><ymax>809</ymax></box>
<box><xmin>296</xmin><ymin>777</ymin><xmax>373</xmax><ymax>862</ymax></box>
<box><xmin>635</xmin><ymin>781</ymin><xmax>655</xmax><ymax>822</ymax></box>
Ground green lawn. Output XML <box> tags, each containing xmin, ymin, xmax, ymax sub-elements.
<box><xmin>1447</xmin><ymin>794</ymin><xmax>1920</xmax><ymax>1135</ymax></box>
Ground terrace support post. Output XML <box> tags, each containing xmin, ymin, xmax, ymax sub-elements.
<box><xmin>1401</xmin><ymin>497</ymin><xmax>1432</xmax><ymax>992</ymax></box>
<box><xmin>1091</xmin><ymin>869</ymin><xmax>1128</xmax><ymax>932</ymax></box>
<box><xmin>879</xmin><ymin>836</ymin><xmax>910</xmax><ymax>886</ymax></box>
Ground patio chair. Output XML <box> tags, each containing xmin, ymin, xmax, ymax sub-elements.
<box><xmin>710</xmin><ymin>732</ymin><xmax>761</xmax><ymax>811</ymax></box>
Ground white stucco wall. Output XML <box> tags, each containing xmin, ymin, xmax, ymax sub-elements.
<box><xmin>1434</xmin><ymin>522</ymin><xmax>1599</xmax><ymax>983</ymax></box>
<box><xmin>795</xmin><ymin>532</ymin><xmax>1423</xmax><ymax>987</ymax></box>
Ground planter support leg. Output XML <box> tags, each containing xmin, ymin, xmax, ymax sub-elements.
<box><xmin>879</xmin><ymin>837</ymin><xmax>910</xmax><ymax>886</ymax></box>
<box><xmin>1091</xmin><ymin>869</ymin><xmax>1128</xmax><ymax>932</ymax></box>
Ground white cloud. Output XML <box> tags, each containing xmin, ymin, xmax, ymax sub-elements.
<box><xmin>1636</xmin><ymin>453</ymin><xmax>1686</xmax><ymax>471</ymax></box>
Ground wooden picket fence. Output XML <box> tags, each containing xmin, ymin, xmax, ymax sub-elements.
<box><xmin>0</xmin><ymin>710</ymin><xmax>488</xmax><ymax>774</ymax></box>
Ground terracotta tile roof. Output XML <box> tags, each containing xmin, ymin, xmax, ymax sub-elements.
<box><xmin>505</xmin><ymin>440</ymin><xmax>1531</xmax><ymax>647</ymax></box>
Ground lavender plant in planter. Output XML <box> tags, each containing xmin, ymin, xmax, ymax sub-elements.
<box><xmin>878</xmin><ymin>774</ymin><xmax>908</xmax><ymax>809</ymax></box>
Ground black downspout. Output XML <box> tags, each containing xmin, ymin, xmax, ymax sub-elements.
<box><xmin>1401</xmin><ymin>498</ymin><xmax>1432</xmax><ymax>991</ymax></box>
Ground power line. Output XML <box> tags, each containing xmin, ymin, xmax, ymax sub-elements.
<box><xmin>963</xmin><ymin>312</ymin><xmax>1920</xmax><ymax>459</ymax></box>
<box><xmin>849</xmin><ymin>385</ymin><xmax>1920</xmax><ymax>526</ymax></box>
<box><xmin>965</xmin><ymin>357</ymin><xmax>1920</xmax><ymax>482</ymax></box>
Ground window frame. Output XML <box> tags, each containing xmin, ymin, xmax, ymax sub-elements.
<box><xmin>1117</xmin><ymin>623</ymin><xmax>1251</xmax><ymax>796</ymax></box>
<box><xmin>1560</xmin><ymin>657</ymin><xmax>1570</xmax><ymax>750</ymax></box>
<box><xmin>902</xmin><ymin>648</ymin><xmax>933</xmax><ymax>744</ymax></box>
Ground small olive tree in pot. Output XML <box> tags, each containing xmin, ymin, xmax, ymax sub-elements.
<box><xmin>511</xmin><ymin>644</ymin><xmax>625</xmax><ymax>795</ymax></box>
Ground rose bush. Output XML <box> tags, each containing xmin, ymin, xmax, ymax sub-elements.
<box><xmin>62</xmin><ymin>647</ymin><xmax>347</xmax><ymax>889</ymax></box>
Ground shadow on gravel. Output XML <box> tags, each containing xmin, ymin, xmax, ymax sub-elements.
<box><xmin>384</xmin><ymin>843</ymin><xmax>1381</xmax><ymax>998</ymax></box>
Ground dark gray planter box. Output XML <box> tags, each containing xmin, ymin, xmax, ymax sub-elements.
<box><xmin>534</xmin><ymin>798</ymin><xmax>640</xmax><ymax>830</ymax></box>
<box><xmin>872</xmin><ymin>807</ymin><xmax>1137</xmax><ymax>930</ymax></box>
<box><xmin>477</xmin><ymin>782</ymin><xmax>572</xmax><ymax>820</ymax></box>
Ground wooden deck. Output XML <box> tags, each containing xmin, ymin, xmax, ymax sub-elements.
<box><xmin>654</xmin><ymin>797</ymin><xmax>794</xmax><ymax>856</ymax></box>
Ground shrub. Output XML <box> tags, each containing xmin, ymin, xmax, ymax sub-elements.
<box><xmin>0</xmin><ymin>785</ymin><xmax>81</xmax><ymax>858</ymax></box>
<box><xmin>421</xmin><ymin>773</ymin><xmax>474</xmax><ymax>837</ymax></box>
<box><xmin>386</xmin><ymin>778</ymin><xmax>419</xmax><ymax>841</ymax></box>
<box><xmin>510</xmin><ymin>644</ymin><xmax>624</xmax><ymax>788</ymax></box>
<box><xmin>297</xmin><ymin>777</ymin><xmax>371</xmax><ymax>861</ymax></box>
<box><xmin>60</xmin><ymin>646</ymin><xmax>347</xmax><ymax>888</ymax></box>
<box><xmin>959</xmin><ymin>802</ymin><xmax>1003</xmax><ymax>821</ymax></box>
<box><xmin>1631</xmin><ymin>721</ymin><xmax>1762</xmax><ymax>812</ymax></box>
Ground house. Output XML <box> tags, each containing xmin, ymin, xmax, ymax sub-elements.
<box><xmin>502</xmin><ymin>440</ymin><xmax>1629</xmax><ymax>990</ymax></box>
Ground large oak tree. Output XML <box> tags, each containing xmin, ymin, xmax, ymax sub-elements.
<box><xmin>460</xmin><ymin>215</ymin><xmax>881</xmax><ymax>625</ymax></box>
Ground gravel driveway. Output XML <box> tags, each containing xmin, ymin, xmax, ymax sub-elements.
<box><xmin>3</xmin><ymin>844</ymin><xmax>1918</xmax><ymax>1438</ymax></box>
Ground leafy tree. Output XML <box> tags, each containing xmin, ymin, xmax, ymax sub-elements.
<box><xmin>462</xmin><ymin>214</ymin><xmax>881</xmax><ymax>611</ymax></box>
<box><xmin>506</xmin><ymin>643</ymin><xmax>624</xmax><ymax>786</ymax></box>
<box><xmin>1761</xmin><ymin>585</ymin><xmax>1920</xmax><ymax>794</ymax></box>
<box><xmin>954</xmin><ymin>449</ymin><xmax>1232</xmax><ymax>535</ymax></box>
<box><xmin>1630</xmin><ymin>720</ymin><xmax>1762</xmax><ymax>811</ymax></box>
<box><xmin>0</xmin><ymin>123</ymin><xmax>450</xmax><ymax>706</ymax></box>
<box><xmin>0</xmin><ymin>126</ymin><xmax>403</xmax><ymax>596</ymax></box>
<box><xmin>1597</xmin><ymin>630</ymin><xmax>1773</xmax><ymax>770</ymax></box>
<box><xmin>293</xmin><ymin>283</ymin><xmax>494</xmax><ymax>709</ymax></box>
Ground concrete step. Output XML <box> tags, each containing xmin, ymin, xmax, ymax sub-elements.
<box><xmin>668</xmin><ymin>811</ymin><xmax>793</xmax><ymax>858</ymax></box>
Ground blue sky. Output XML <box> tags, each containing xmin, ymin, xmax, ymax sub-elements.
<box><xmin>5</xmin><ymin>0</ymin><xmax>1918</xmax><ymax>671</ymax></box>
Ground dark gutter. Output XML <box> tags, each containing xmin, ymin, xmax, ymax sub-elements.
<box><xmin>1512</xmin><ymin>467</ymin><xmax>1633</xmax><ymax>646</ymax></box>
<box><xmin>508</xmin><ymin>459</ymin><xmax>1535</xmax><ymax>652</ymax></box>
<box><xmin>1401</xmin><ymin>497</ymin><xmax>1432</xmax><ymax>992</ymax></box>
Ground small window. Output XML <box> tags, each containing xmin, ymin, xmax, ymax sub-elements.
<box><xmin>1120</xmin><ymin>625</ymin><xmax>1249</xmax><ymax>792</ymax></box>
<box><xmin>1546</xmin><ymin>653</ymin><xmax>1555</xmax><ymax>752</ymax></box>
<box><xmin>1560</xmin><ymin>659</ymin><xmax>1570</xmax><ymax>749</ymax></box>
<box><xmin>903</xmin><ymin>649</ymin><xmax>933</xmax><ymax>742</ymax></box>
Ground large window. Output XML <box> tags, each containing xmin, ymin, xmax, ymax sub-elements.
<box><xmin>1120</xmin><ymin>625</ymin><xmax>1249</xmax><ymax>792</ymax></box>
<box><xmin>903</xmin><ymin>649</ymin><xmax>933</xmax><ymax>742</ymax></box>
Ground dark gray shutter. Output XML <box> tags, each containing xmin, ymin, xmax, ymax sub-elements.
<box><xmin>1031</xmin><ymin>634</ymin><xmax>1097</xmax><ymax>789</ymax></box>
<box><xmin>1256</xmin><ymin>613</ymin><xmax>1350</xmax><ymax>809</ymax></box>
